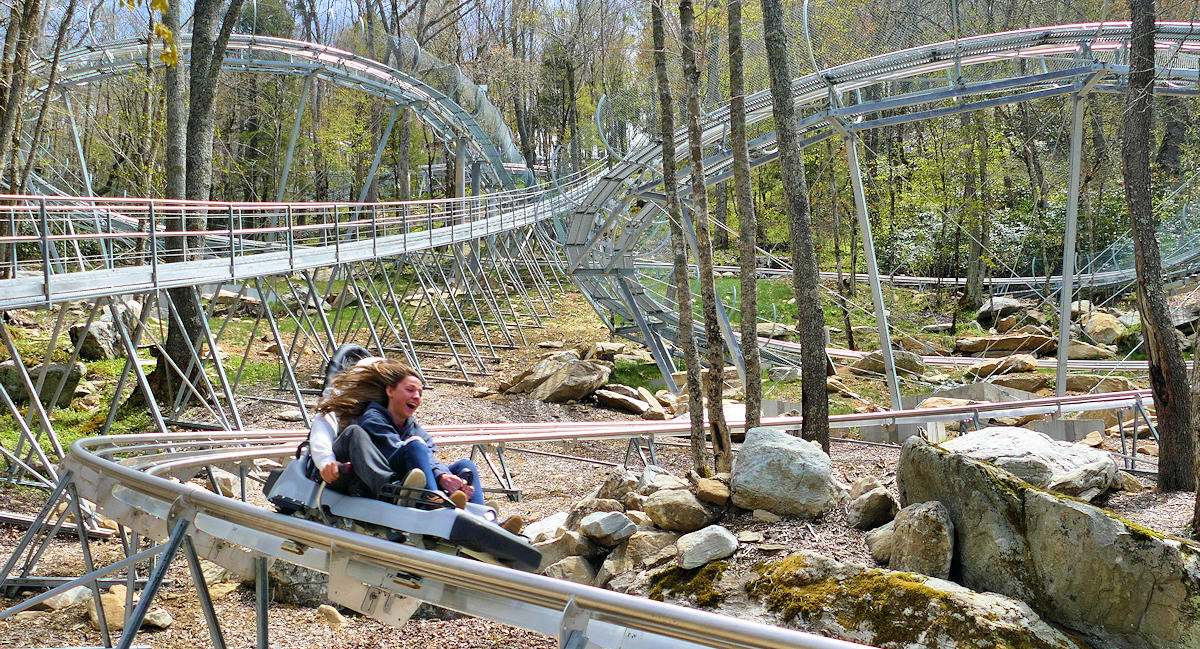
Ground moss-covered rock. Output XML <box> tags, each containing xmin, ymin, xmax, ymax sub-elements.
<box><xmin>897</xmin><ymin>436</ymin><xmax>1200</xmax><ymax>649</ymax></box>
<box><xmin>747</xmin><ymin>552</ymin><xmax>1083</xmax><ymax>648</ymax></box>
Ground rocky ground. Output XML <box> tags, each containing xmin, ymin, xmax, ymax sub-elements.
<box><xmin>1</xmin><ymin>290</ymin><xmax>1196</xmax><ymax>648</ymax></box>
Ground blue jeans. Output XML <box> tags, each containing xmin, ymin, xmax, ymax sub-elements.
<box><xmin>389</xmin><ymin>438</ymin><xmax>485</xmax><ymax>505</ymax></box>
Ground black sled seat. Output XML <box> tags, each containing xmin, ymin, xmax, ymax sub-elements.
<box><xmin>264</xmin><ymin>455</ymin><xmax>542</xmax><ymax>572</ymax></box>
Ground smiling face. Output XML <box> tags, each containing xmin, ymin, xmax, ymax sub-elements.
<box><xmin>385</xmin><ymin>375</ymin><xmax>424</xmax><ymax>425</ymax></box>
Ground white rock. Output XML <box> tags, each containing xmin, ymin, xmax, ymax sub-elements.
<box><xmin>731</xmin><ymin>427</ymin><xmax>839</xmax><ymax>517</ymax></box>
<box><xmin>677</xmin><ymin>525</ymin><xmax>738</xmax><ymax>569</ymax></box>
<box><xmin>41</xmin><ymin>585</ymin><xmax>92</xmax><ymax>610</ymax></box>
<box><xmin>940</xmin><ymin>426</ymin><xmax>1117</xmax><ymax>501</ymax></box>
<box><xmin>525</xmin><ymin>512</ymin><xmax>569</xmax><ymax>544</ymax></box>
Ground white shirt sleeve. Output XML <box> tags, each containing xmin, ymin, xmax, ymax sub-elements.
<box><xmin>308</xmin><ymin>412</ymin><xmax>340</xmax><ymax>469</ymax></box>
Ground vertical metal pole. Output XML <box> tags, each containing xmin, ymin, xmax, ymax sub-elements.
<box><xmin>1056</xmin><ymin>92</ymin><xmax>1086</xmax><ymax>397</ymax></box>
<box><xmin>455</xmin><ymin>137</ymin><xmax>467</xmax><ymax>198</ymax></box>
<box><xmin>276</xmin><ymin>74</ymin><xmax>315</xmax><ymax>202</ymax></box>
<box><xmin>358</xmin><ymin>104</ymin><xmax>401</xmax><ymax>203</ymax></box>
<box><xmin>470</xmin><ymin>160</ymin><xmax>483</xmax><ymax>196</ymax></box>
<box><xmin>255</xmin><ymin>556</ymin><xmax>269</xmax><ymax>649</ymax></box>
<box><xmin>844</xmin><ymin>133</ymin><xmax>902</xmax><ymax>410</ymax></box>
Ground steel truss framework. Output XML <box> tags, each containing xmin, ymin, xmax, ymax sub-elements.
<box><xmin>570</xmin><ymin>21</ymin><xmax>1200</xmax><ymax>408</ymax></box>
<box><xmin>34</xmin><ymin>33</ymin><xmax>518</xmax><ymax>195</ymax></box>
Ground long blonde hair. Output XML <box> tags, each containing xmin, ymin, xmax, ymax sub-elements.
<box><xmin>315</xmin><ymin>359</ymin><xmax>420</xmax><ymax>423</ymax></box>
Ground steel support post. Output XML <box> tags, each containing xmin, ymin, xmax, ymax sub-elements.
<box><xmin>277</xmin><ymin>74</ymin><xmax>315</xmax><ymax>202</ymax></box>
<box><xmin>842</xmin><ymin>132</ymin><xmax>902</xmax><ymax>410</ymax></box>
<box><xmin>359</xmin><ymin>104</ymin><xmax>402</xmax><ymax>203</ymax></box>
<box><xmin>255</xmin><ymin>556</ymin><xmax>269</xmax><ymax>649</ymax></box>
<box><xmin>116</xmin><ymin>519</ymin><xmax>189</xmax><ymax>649</ymax></box>
<box><xmin>1056</xmin><ymin>92</ymin><xmax>1087</xmax><ymax>397</ymax></box>
<box><xmin>619</xmin><ymin>278</ymin><xmax>681</xmax><ymax>394</ymax></box>
<box><xmin>455</xmin><ymin>138</ymin><xmax>468</xmax><ymax>199</ymax></box>
<box><xmin>66</xmin><ymin>482</ymin><xmax>112</xmax><ymax>647</ymax></box>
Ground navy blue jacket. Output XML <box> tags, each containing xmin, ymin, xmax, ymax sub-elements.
<box><xmin>354</xmin><ymin>401</ymin><xmax>448</xmax><ymax>480</ymax></box>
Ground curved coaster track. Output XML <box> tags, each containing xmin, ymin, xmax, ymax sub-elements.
<box><xmin>0</xmin><ymin>20</ymin><xmax>1196</xmax><ymax>649</ymax></box>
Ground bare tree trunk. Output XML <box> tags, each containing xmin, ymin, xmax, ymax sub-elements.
<box><xmin>761</xmin><ymin>0</ymin><xmax>829</xmax><ymax>451</ymax></box>
<box><xmin>1125</xmin><ymin>0</ymin><xmax>1193</xmax><ymax>493</ymax></box>
<box><xmin>680</xmin><ymin>0</ymin><xmax>731</xmax><ymax>473</ymax></box>
<box><xmin>0</xmin><ymin>0</ymin><xmax>43</xmax><ymax>181</ymax></box>
<box><xmin>652</xmin><ymin>0</ymin><xmax>708</xmax><ymax>472</ymax></box>
<box><xmin>1157</xmin><ymin>95</ymin><xmax>1186</xmax><ymax>182</ymax></box>
<box><xmin>713</xmin><ymin>181</ymin><xmax>729</xmax><ymax>250</ymax></box>
<box><xmin>729</xmin><ymin>0</ymin><xmax>761</xmax><ymax>430</ymax></box>
<box><xmin>961</xmin><ymin>112</ymin><xmax>983</xmax><ymax>310</ymax></box>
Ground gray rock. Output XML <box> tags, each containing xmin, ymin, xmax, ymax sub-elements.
<box><xmin>637</xmin><ymin>465</ymin><xmax>690</xmax><ymax>496</ymax></box>
<box><xmin>846</xmin><ymin>487</ymin><xmax>898</xmax><ymax>531</ymax></box>
<box><xmin>524</xmin><ymin>512</ymin><xmax>568</xmax><ymax>543</ymax></box>
<box><xmin>69</xmin><ymin>320</ymin><xmax>118</xmax><ymax>360</ymax></box>
<box><xmin>677</xmin><ymin>525</ymin><xmax>738</xmax><ymax>569</ymax></box>
<box><xmin>0</xmin><ymin>360</ymin><xmax>85</xmax><ymax>409</ymax></box>
<box><xmin>529</xmin><ymin>360</ymin><xmax>613</xmax><ymax>402</ymax></box>
<box><xmin>596</xmin><ymin>468</ymin><xmax>639</xmax><ymax>501</ymax></box>
<box><xmin>564</xmin><ymin>497</ymin><xmax>624</xmax><ymax>530</ymax></box>
<box><xmin>41</xmin><ymin>584</ymin><xmax>92</xmax><ymax>610</ymax></box>
<box><xmin>644</xmin><ymin>489</ymin><xmax>715</xmax><ymax>532</ymax></box>
<box><xmin>976</xmin><ymin>296</ymin><xmax>1028</xmax><ymax>325</ymax></box>
<box><xmin>940</xmin><ymin>426</ymin><xmax>1117</xmax><ymax>501</ymax></box>
<box><xmin>848</xmin><ymin>475</ymin><xmax>885</xmax><ymax>500</ymax></box>
<box><xmin>865</xmin><ymin>520</ymin><xmax>895</xmax><ymax>563</ymax></box>
<box><xmin>602</xmin><ymin>383</ymin><xmax>641</xmax><ymax>399</ymax></box>
<box><xmin>580</xmin><ymin>511</ymin><xmax>636</xmax><ymax>547</ymax></box>
<box><xmin>897</xmin><ymin>436</ymin><xmax>1200</xmax><ymax>649</ymax></box>
<box><xmin>767</xmin><ymin>366</ymin><xmax>803</xmax><ymax>383</ymax></box>
<box><xmin>594</xmin><ymin>389</ymin><xmax>650</xmax><ymax>414</ymax></box>
<box><xmin>889</xmin><ymin>501</ymin><xmax>954</xmax><ymax>580</ymax></box>
<box><xmin>535</xmin><ymin>531</ymin><xmax>598</xmax><ymax>571</ymax></box>
<box><xmin>731</xmin><ymin>427</ymin><xmax>839</xmax><ymax>517</ymax></box>
<box><xmin>543</xmin><ymin>556</ymin><xmax>596</xmax><ymax>584</ymax></box>
<box><xmin>506</xmin><ymin>354</ymin><xmax>575</xmax><ymax>394</ymax></box>
<box><xmin>922</xmin><ymin>322</ymin><xmax>953</xmax><ymax>333</ymax></box>
<box><xmin>265</xmin><ymin>561</ymin><xmax>327</xmax><ymax>606</ymax></box>
<box><xmin>749</xmin><ymin>551</ymin><xmax>1085</xmax><ymax>649</ymax></box>
<box><xmin>849</xmin><ymin>349</ymin><xmax>927</xmax><ymax>377</ymax></box>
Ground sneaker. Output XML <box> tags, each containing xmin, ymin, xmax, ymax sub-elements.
<box><xmin>449</xmin><ymin>490</ymin><xmax>469</xmax><ymax>509</ymax></box>
<box><xmin>402</xmin><ymin>468</ymin><xmax>426</xmax><ymax>490</ymax></box>
<box><xmin>500</xmin><ymin>514</ymin><xmax>524</xmax><ymax>535</ymax></box>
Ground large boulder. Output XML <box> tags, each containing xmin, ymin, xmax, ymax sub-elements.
<box><xmin>544</xmin><ymin>557</ymin><xmax>596</xmax><ymax>585</ymax></box>
<box><xmin>889</xmin><ymin>501</ymin><xmax>954</xmax><ymax>580</ymax></box>
<box><xmin>1082</xmin><ymin>312</ymin><xmax>1127</xmax><ymax>345</ymax></box>
<box><xmin>529</xmin><ymin>359</ymin><xmax>613</xmax><ymax>402</ymax></box>
<box><xmin>594</xmin><ymin>389</ymin><xmax>650</xmax><ymax>414</ymax></box>
<box><xmin>676</xmin><ymin>525</ymin><xmax>738</xmax><ymax>569</ymax></box>
<box><xmin>730</xmin><ymin>427</ymin><xmax>840</xmax><ymax>517</ymax></box>
<box><xmin>69</xmin><ymin>320</ymin><xmax>119</xmax><ymax>360</ymax></box>
<box><xmin>748</xmin><ymin>551</ymin><xmax>1085</xmax><ymax>649</ymax></box>
<box><xmin>897</xmin><ymin>436</ymin><xmax>1200</xmax><ymax>649</ymax></box>
<box><xmin>964</xmin><ymin>353</ymin><xmax>1039</xmax><ymax>378</ymax></box>
<box><xmin>1065</xmin><ymin>374</ymin><xmax>1136</xmax><ymax>394</ymax></box>
<box><xmin>505</xmin><ymin>352</ymin><xmax>578</xmax><ymax>393</ymax></box>
<box><xmin>940</xmin><ymin>426</ymin><xmax>1117</xmax><ymax>501</ymax></box>
<box><xmin>989</xmin><ymin>373</ymin><xmax>1050</xmax><ymax>393</ymax></box>
<box><xmin>596</xmin><ymin>468</ymin><xmax>639</xmax><ymax>501</ymax></box>
<box><xmin>976</xmin><ymin>296</ymin><xmax>1028</xmax><ymax>325</ymax></box>
<box><xmin>0</xmin><ymin>360</ymin><xmax>85</xmax><ymax>408</ymax></box>
<box><xmin>955</xmin><ymin>334</ymin><xmax>1056</xmax><ymax>354</ymax></box>
<box><xmin>1067</xmin><ymin>341</ymin><xmax>1117</xmax><ymax>361</ymax></box>
<box><xmin>643</xmin><ymin>489</ymin><xmax>715</xmax><ymax>532</ymax></box>
<box><xmin>849</xmin><ymin>349</ymin><xmax>927</xmax><ymax>377</ymax></box>
<box><xmin>535</xmin><ymin>531</ymin><xmax>598</xmax><ymax>571</ymax></box>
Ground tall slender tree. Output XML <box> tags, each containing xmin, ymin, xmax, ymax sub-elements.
<box><xmin>728</xmin><ymin>0</ymin><xmax>761</xmax><ymax>430</ymax></box>
<box><xmin>652</xmin><ymin>0</ymin><xmax>708</xmax><ymax>471</ymax></box>
<box><xmin>1124</xmin><ymin>0</ymin><xmax>1193</xmax><ymax>492</ymax></box>
<box><xmin>149</xmin><ymin>0</ymin><xmax>248</xmax><ymax>401</ymax></box>
<box><xmin>760</xmin><ymin>0</ymin><xmax>829</xmax><ymax>450</ymax></box>
<box><xmin>679</xmin><ymin>0</ymin><xmax>732</xmax><ymax>472</ymax></box>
